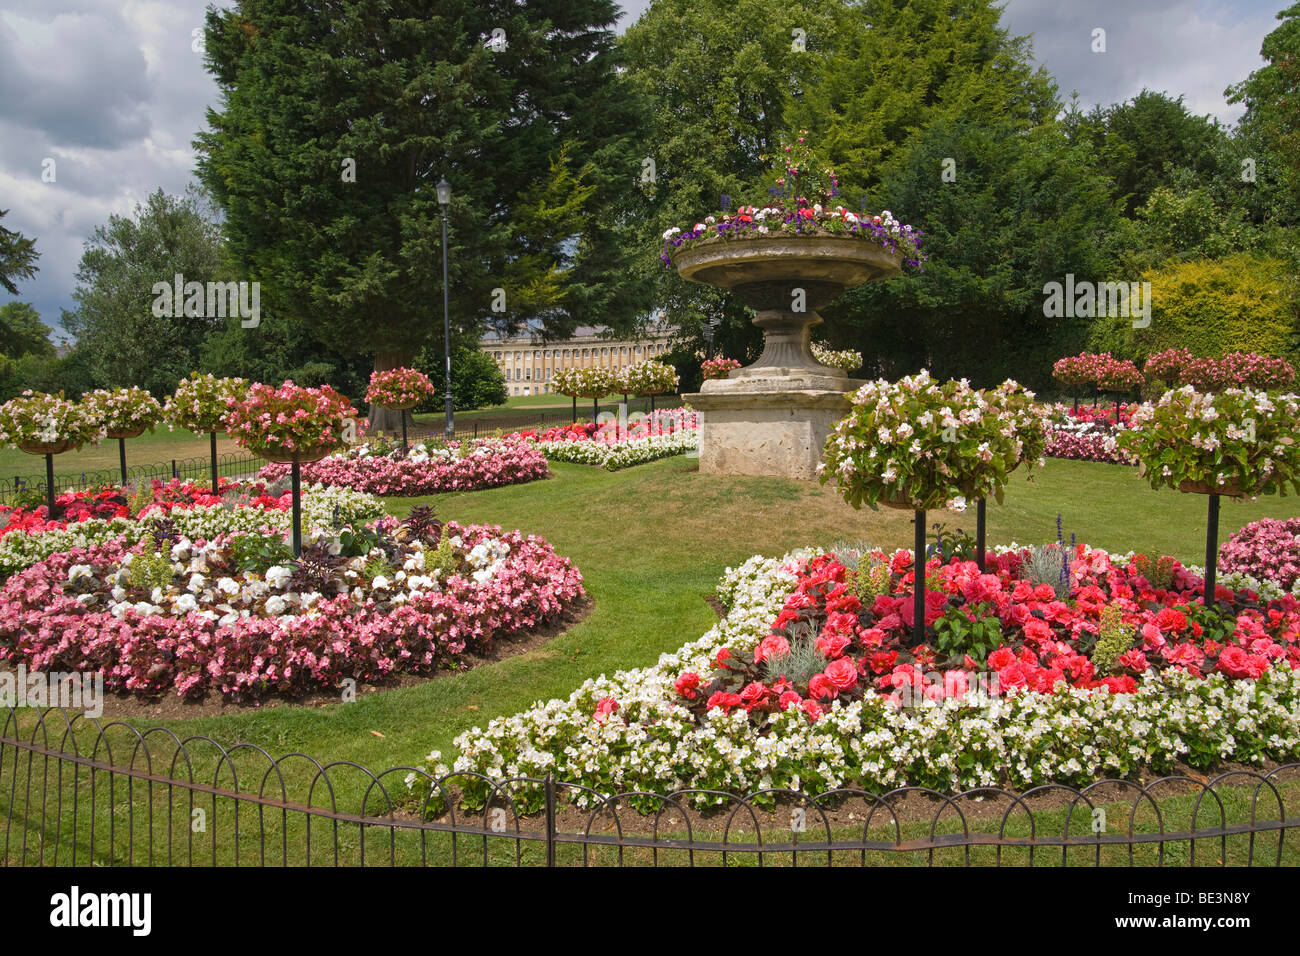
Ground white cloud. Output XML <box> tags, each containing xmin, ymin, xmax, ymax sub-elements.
<box><xmin>0</xmin><ymin>0</ymin><xmax>1286</xmax><ymax>336</ymax></box>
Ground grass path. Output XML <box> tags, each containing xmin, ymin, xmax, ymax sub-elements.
<box><xmin>111</xmin><ymin>455</ymin><xmax>1300</xmax><ymax>773</ymax></box>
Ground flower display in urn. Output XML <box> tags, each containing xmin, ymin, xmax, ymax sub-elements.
<box><xmin>226</xmin><ymin>380</ymin><xmax>360</xmax><ymax>555</ymax></box>
<box><xmin>666</xmin><ymin>132</ymin><xmax>925</xmax><ymax>480</ymax></box>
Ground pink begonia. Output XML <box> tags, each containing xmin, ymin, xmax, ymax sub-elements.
<box><xmin>1220</xmin><ymin>518</ymin><xmax>1300</xmax><ymax>590</ymax></box>
<box><xmin>0</xmin><ymin>523</ymin><xmax>584</xmax><ymax>701</ymax></box>
<box><xmin>367</xmin><ymin>367</ymin><xmax>437</xmax><ymax>408</ymax></box>
<box><xmin>226</xmin><ymin>381</ymin><xmax>359</xmax><ymax>456</ymax></box>
<box><xmin>258</xmin><ymin>438</ymin><xmax>548</xmax><ymax>495</ymax></box>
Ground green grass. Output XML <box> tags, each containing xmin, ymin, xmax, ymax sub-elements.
<box><xmin>0</xmin><ymin>429</ymin><xmax>249</xmax><ymax>484</ymax></box>
<box><xmin>3</xmin><ymin>455</ymin><xmax>1300</xmax><ymax>864</ymax></box>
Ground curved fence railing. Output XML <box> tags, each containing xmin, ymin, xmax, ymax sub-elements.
<box><xmin>2</xmin><ymin>706</ymin><xmax>1296</xmax><ymax>866</ymax></box>
<box><xmin>0</xmin><ymin>453</ymin><xmax>262</xmax><ymax>505</ymax></box>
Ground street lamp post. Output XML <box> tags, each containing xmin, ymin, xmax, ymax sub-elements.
<box><xmin>437</xmin><ymin>176</ymin><xmax>454</xmax><ymax>440</ymax></box>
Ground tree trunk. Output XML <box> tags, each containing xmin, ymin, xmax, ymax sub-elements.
<box><xmin>366</xmin><ymin>351</ymin><xmax>416</xmax><ymax>438</ymax></box>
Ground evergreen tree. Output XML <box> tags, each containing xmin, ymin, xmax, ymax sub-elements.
<box><xmin>195</xmin><ymin>0</ymin><xmax>649</xmax><ymax>429</ymax></box>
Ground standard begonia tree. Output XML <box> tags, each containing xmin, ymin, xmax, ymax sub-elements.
<box><xmin>820</xmin><ymin>371</ymin><xmax>1045</xmax><ymax>643</ymax></box>
<box><xmin>1122</xmin><ymin>386</ymin><xmax>1300</xmax><ymax>604</ymax></box>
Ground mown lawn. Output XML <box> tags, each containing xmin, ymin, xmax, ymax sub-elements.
<box><xmin>4</xmin><ymin>455</ymin><xmax>1300</xmax><ymax>865</ymax></box>
<box><xmin>71</xmin><ymin>454</ymin><xmax>1300</xmax><ymax>767</ymax></box>
<box><xmin>0</xmin><ymin>428</ymin><xmax>249</xmax><ymax>484</ymax></box>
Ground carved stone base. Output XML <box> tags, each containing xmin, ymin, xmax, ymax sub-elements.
<box><xmin>685</xmin><ymin>377</ymin><xmax>864</xmax><ymax>481</ymax></box>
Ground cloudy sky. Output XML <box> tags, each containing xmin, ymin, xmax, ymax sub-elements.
<box><xmin>0</xmin><ymin>0</ymin><xmax>1287</xmax><ymax>340</ymax></box>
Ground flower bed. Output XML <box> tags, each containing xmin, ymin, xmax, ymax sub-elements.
<box><xmin>0</xmin><ymin>517</ymin><xmax>585</xmax><ymax>701</ymax></box>
<box><xmin>537</xmin><ymin>430</ymin><xmax>698</xmax><ymax>471</ymax></box>
<box><xmin>0</xmin><ymin>482</ymin><xmax>384</xmax><ymax>580</ymax></box>
<box><xmin>522</xmin><ymin>411</ymin><xmax>699</xmax><ymax>470</ymax></box>
<box><xmin>1044</xmin><ymin>404</ymin><xmax>1138</xmax><ymax>466</ymax></box>
<box><xmin>434</xmin><ymin>542</ymin><xmax>1300</xmax><ymax>810</ymax></box>
<box><xmin>1219</xmin><ymin>518</ymin><xmax>1300</xmax><ymax>591</ymax></box>
<box><xmin>0</xmin><ymin>478</ymin><xmax>290</xmax><ymax>533</ymax></box>
<box><xmin>257</xmin><ymin>437</ymin><xmax>549</xmax><ymax>496</ymax></box>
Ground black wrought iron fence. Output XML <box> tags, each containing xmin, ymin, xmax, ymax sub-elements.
<box><xmin>0</xmin><ymin>453</ymin><xmax>265</xmax><ymax>506</ymax></box>
<box><xmin>2</xmin><ymin>706</ymin><xmax>1297</xmax><ymax>867</ymax></box>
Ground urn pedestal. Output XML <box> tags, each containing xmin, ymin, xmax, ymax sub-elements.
<box><xmin>675</xmin><ymin>235</ymin><xmax>900</xmax><ymax>480</ymax></box>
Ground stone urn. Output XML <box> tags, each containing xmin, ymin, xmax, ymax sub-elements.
<box><xmin>675</xmin><ymin>235</ymin><xmax>901</xmax><ymax>479</ymax></box>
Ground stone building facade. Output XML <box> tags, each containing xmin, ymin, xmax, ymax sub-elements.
<box><xmin>480</xmin><ymin>324</ymin><xmax>676</xmax><ymax>396</ymax></box>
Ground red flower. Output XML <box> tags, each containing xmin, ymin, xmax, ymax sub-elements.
<box><xmin>815</xmin><ymin>632</ymin><xmax>851</xmax><ymax>658</ymax></box>
<box><xmin>807</xmin><ymin>673</ymin><xmax>837</xmax><ymax>700</ymax></box>
<box><xmin>674</xmin><ymin>672</ymin><xmax>701</xmax><ymax>700</ymax></box>
<box><xmin>593</xmin><ymin>697</ymin><xmax>620</xmax><ymax>724</ymax></box>
<box><xmin>706</xmin><ymin>691</ymin><xmax>744</xmax><ymax>712</ymax></box>
<box><xmin>988</xmin><ymin>647</ymin><xmax>1016</xmax><ymax>670</ymax></box>
<box><xmin>739</xmin><ymin>681</ymin><xmax>770</xmax><ymax>707</ymax></box>
<box><xmin>824</xmin><ymin>657</ymin><xmax>859</xmax><ymax>691</ymax></box>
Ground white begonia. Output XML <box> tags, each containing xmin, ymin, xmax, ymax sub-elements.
<box><xmin>265</xmin><ymin>565</ymin><xmax>293</xmax><ymax>589</ymax></box>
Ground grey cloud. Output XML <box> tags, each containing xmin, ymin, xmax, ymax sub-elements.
<box><xmin>0</xmin><ymin>8</ymin><xmax>154</xmax><ymax>149</ymax></box>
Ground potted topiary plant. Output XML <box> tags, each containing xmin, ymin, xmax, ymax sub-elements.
<box><xmin>82</xmin><ymin>386</ymin><xmax>164</xmax><ymax>485</ymax></box>
<box><xmin>553</xmin><ymin>366</ymin><xmax>617</xmax><ymax>426</ymax></box>
<box><xmin>1096</xmin><ymin>356</ymin><xmax>1144</xmax><ymax>425</ymax></box>
<box><xmin>366</xmin><ymin>367</ymin><xmax>436</xmax><ymax>452</ymax></box>
<box><xmin>1121</xmin><ymin>385</ymin><xmax>1300</xmax><ymax>605</ymax></box>
<box><xmin>0</xmin><ymin>390</ymin><xmax>105</xmax><ymax>516</ymax></box>
<box><xmin>163</xmin><ymin>373</ymin><xmax>249</xmax><ymax>493</ymax></box>
<box><xmin>225</xmin><ymin>381</ymin><xmax>359</xmax><ymax>554</ymax></box>
<box><xmin>618</xmin><ymin>359</ymin><xmax>679</xmax><ymax>420</ymax></box>
<box><xmin>820</xmin><ymin>371</ymin><xmax>1044</xmax><ymax>643</ymax></box>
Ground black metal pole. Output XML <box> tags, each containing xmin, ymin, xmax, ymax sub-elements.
<box><xmin>291</xmin><ymin>460</ymin><xmax>302</xmax><ymax>557</ymax></box>
<box><xmin>571</xmin><ymin>395</ymin><xmax>577</xmax><ymax>424</ymax></box>
<box><xmin>976</xmin><ymin>498</ymin><xmax>986</xmax><ymax>572</ymax></box>
<box><xmin>441</xmin><ymin>206</ymin><xmax>454</xmax><ymax>441</ymax></box>
<box><xmin>1072</xmin><ymin>388</ymin><xmax>1078</xmax><ymax>414</ymax></box>
<box><xmin>118</xmin><ymin>437</ymin><xmax>128</xmax><ymax>487</ymax></box>
<box><xmin>592</xmin><ymin>397</ymin><xmax>598</xmax><ymax>423</ymax></box>
<box><xmin>913</xmin><ymin>508</ymin><xmax>926</xmax><ymax>646</ymax></box>
<box><xmin>1204</xmin><ymin>492</ymin><xmax>1220</xmax><ymax>606</ymax></box>
<box><xmin>45</xmin><ymin>453</ymin><xmax>55</xmax><ymax>517</ymax></box>
<box><xmin>209</xmin><ymin>431</ymin><xmax>219</xmax><ymax>494</ymax></box>
<box><xmin>401</xmin><ymin>412</ymin><xmax>408</xmax><ymax>453</ymax></box>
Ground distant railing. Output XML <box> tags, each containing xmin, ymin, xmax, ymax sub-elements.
<box><xmin>2</xmin><ymin>706</ymin><xmax>1296</xmax><ymax>867</ymax></box>
<box><xmin>0</xmin><ymin>453</ymin><xmax>263</xmax><ymax>506</ymax></box>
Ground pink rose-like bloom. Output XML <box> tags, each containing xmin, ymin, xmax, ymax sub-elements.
<box><xmin>752</xmin><ymin>634</ymin><xmax>791</xmax><ymax>665</ymax></box>
<box><xmin>823</xmin><ymin>657</ymin><xmax>859</xmax><ymax>691</ymax></box>
<box><xmin>593</xmin><ymin>697</ymin><xmax>620</xmax><ymax>724</ymax></box>
<box><xmin>807</xmin><ymin>673</ymin><xmax>837</xmax><ymax>700</ymax></box>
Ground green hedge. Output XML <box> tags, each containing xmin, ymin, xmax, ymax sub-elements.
<box><xmin>1089</xmin><ymin>254</ymin><xmax>1298</xmax><ymax>362</ymax></box>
